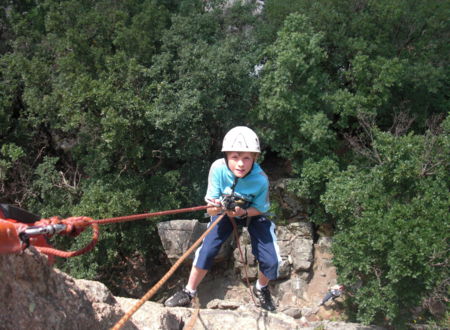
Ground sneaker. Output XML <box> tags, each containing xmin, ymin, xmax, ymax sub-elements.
<box><xmin>164</xmin><ymin>288</ymin><xmax>194</xmax><ymax>307</ymax></box>
<box><xmin>253</xmin><ymin>285</ymin><xmax>276</xmax><ymax>311</ymax></box>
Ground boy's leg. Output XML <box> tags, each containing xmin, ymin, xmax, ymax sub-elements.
<box><xmin>187</xmin><ymin>266</ymin><xmax>208</xmax><ymax>291</ymax></box>
<box><xmin>257</xmin><ymin>270</ymin><xmax>269</xmax><ymax>287</ymax></box>
<box><xmin>165</xmin><ymin>215</ymin><xmax>233</xmax><ymax>307</ymax></box>
<box><xmin>248</xmin><ymin>216</ymin><xmax>281</xmax><ymax>311</ymax></box>
<box><xmin>248</xmin><ymin>216</ymin><xmax>281</xmax><ymax>281</ymax></box>
<box><xmin>193</xmin><ymin>214</ymin><xmax>234</xmax><ymax>270</ymax></box>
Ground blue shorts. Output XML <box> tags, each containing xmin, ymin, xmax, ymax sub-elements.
<box><xmin>193</xmin><ymin>214</ymin><xmax>281</xmax><ymax>280</ymax></box>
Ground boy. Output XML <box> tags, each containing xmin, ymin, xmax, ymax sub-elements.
<box><xmin>164</xmin><ymin>126</ymin><xmax>281</xmax><ymax>311</ymax></box>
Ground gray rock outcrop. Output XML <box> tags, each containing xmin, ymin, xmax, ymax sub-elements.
<box><xmin>0</xmin><ymin>248</ymin><xmax>134</xmax><ymax>330</ymax></box>
<box><xmin>157</xmin><ymin>220</ymin><xmax>315</xmax><ymax>309</ymax></box>
<box><xmin>157</xmin><ymin>219</ymin><xmax>232</xmax><ymax>263</ymax></box>
<box><xmin>0</xmin><ymin>248</ymin><xmax>385</xmax><ymax>329</ymax></box>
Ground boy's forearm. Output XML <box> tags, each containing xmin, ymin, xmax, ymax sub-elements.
<box><xmin>245</xmin><ymin>207</ymin><xmax>261</xmax><ymax>217</ymax></box>
<box><xmin>207</xmin><ymin>205</ymin><xmax>262</xmax><ymax>218</ymax></box>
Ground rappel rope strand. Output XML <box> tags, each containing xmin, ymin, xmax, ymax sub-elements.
<box><xmin>112</xmin><ymin>175</ymin><xmax>255</xmax><ymax>329</ymax></box>
<box><xmin>230</xmin><ymin>217</ymin><xmax>257</xmax><ymax>306</ymax></box>
<box><xmin>227</xmin><ymin>176</ymin><xmax>257</xmax><ymax>304</ymax></box>
<box><xmin>111</xmin><ymin>213</ymin><xmax>227</xmax><ymax>330</ymax></box>
<box><xmin>184</xmin><ymin>296</ymin><xmax>200</xmax><ymax>330</ymax></box>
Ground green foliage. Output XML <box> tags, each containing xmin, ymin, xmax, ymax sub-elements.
<box><xmin>146</xmin><ymin>7</ymin><xmax>260</xmax><ymax>170</ymax></box>
<box><xmin>287</xmin><ymin>157</ymin><xmax>338</xmax><ymax>224</ymax></box>
<box><xmin>57</xmin><ymin>178</ymin><xmax>141</xmax><ymax>278</ymax></box>
<box><xmin>322</xmin><ymin>117</ymin><xmax>449</xmax><ymax>325</ymax></box>
<box><xmin>0</xmin><ymin>143</ymin><xmax>25</xmax><ymax>180</ymax></box>
<box><xmin>0</xmin><ymin>0</ymin><xmax>261</xmax><ymax>282</ymax></box>
<box><xmin>256</xmin><ymin>1</ymin><xmax>448</xmax><ymax>324</ymax></box>
<box><xmin>255</xmin><ymin>13</ymin><xmax>336</xmax><ymax>223</ymax></box>
<box><xmin>257</xmin><ymin>0</ymin><xmax>304</xmax><ymax>44</ymax></box>
<box><xmin>113</xmin><ymin>1</ymin><xmax>170</xmax><ymax>66</ymax></box>
<box><xmin>257</xmin><ymin>13</ymin><xmax>333</xmax><ymax>162</ymax></box>
<box><xmin>265</xmin><ymin>0</ymin><xmax>450</xmax><ymax>130</ymax></box>
<box><xmin>1</xmin><ymin>1</ymin><xmax>448</xmax><ymax>326</ymax></box>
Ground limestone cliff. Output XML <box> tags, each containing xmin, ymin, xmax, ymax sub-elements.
<box><xmin>0</xmin><ymin>248</ymin><xmax>385</xmax><ymax>330</ymax></box>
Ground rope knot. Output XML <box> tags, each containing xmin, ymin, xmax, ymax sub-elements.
<box><xmin>61</xmin><ymin>216</ymin><xmax>93</xmax><ymax>237</ymax></box>
<box><xmin>37</xmin><ymin>216</ymin><xmax>63</xmax><ymax>227</ymax></box>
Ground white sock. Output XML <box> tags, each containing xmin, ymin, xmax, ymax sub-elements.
<box><xmin>255</xmin><ymin>281</ymin><xmax>267</xmax><ymax>291</ymax></box>
<box><xmin>185</xmin><ymin>286</ymin><xmax>197</xmax><ymax>296</ymax></box>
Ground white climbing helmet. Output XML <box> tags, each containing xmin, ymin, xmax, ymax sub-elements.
<box><xmin>221</xmin><ymin>126</ymin><xmax>261</xmax><ymax>153</ymax></box>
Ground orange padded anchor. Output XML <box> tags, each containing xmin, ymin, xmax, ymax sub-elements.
<box><xmin>0</xmin><ymin>219</ymin><xmax>23</xmax><ymax>254</ymax></box>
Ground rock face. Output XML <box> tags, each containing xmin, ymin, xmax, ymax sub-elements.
<box><xmin>157</xmin><ymin>218</ymin><xmax>319</xmax><ymax>317</ymax></box>
<box><xmin>0</xmin><ymin>248</ymin><xmax>130</xmax><ymax>330</ymax></box>
<box><xmin>0</xmin><ymin>246</ymin><xmax>385</xmax><ymax>330</ymax></box>
<box><xmin>157</xmin><ymin>219</ymin><xmax>232</xmax><ymax>263</ymax></box>
<box><xmin>117</xmin><ymin>298</ymin><xmax>382</xmax><ymax>330</ymax></box>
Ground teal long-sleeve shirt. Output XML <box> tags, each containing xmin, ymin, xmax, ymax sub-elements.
<box><xmin>204</xmin><ymin>158</ymin><xmax>270</xmax><ymax>213</ymax></box>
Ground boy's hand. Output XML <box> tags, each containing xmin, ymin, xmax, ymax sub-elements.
<box><xmin>206</xmin><ymin>199</ymin><xmax>222</xmax><ymax>216</ymax></box>
<box><xmin>226</xmin><ymin>206</ymin><xmax>247</xmax><ymax>218</ymax></box>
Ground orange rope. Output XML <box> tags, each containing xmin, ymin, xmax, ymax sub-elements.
<box><xmin>24</xmin><ymin>205</ymin><xmax>209</xmax><ymax>258</ymax></box>
<box><xmin>35</xmin><ymin>223</ymin><xmax>99</xmax><ymax>258</ymax></box>
<box><xmin>230</xmin><ymin>217</ymin><xmax>257</xmax><ymax>305</ymax></box>
<box><xmin>91</xmin><ymin>205</ymin><xmax>209</xmax><ymax>225</ymax></box>
<box><xmin>184</xmin><ymin>296</ymin><xmax>200</xmax><ymax>330</ymax></box>
<box><xmin>111</xmin><ymin>213</ymin><xmax>227</xmax><ymax>330</ymax></box>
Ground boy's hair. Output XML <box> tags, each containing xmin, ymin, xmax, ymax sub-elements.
<box><xmin>225</xmin><ymin>151</ymin><xmax>258</xmax><ymax>161</ymax></box>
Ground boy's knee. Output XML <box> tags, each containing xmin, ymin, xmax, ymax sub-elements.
<box><xmin>204</xmin><ymin>250</ymin><xmax>218</xmax><ymax>262</ymax></box>
<box><xmin>260</xmin><ymin>261</ymin><xmax>279</xmax><ymax>280</ymax></box>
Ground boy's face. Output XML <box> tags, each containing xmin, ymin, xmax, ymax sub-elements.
<box><xmin>226</xmin><ymin>152</ymin><xmax>255</xmax><ymax>178</ymax></box>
